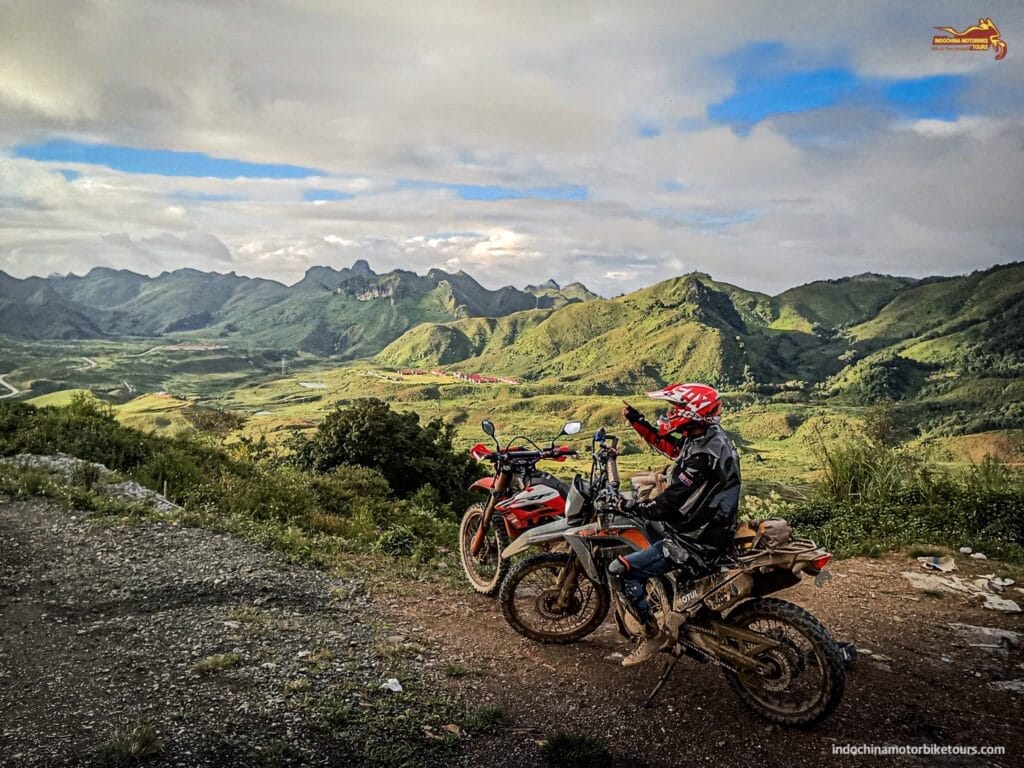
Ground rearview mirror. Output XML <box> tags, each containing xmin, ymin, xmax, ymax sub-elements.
<box><xmin>481</xmin><ymin>420</ymin><xmax>495</xmax><ymax>437</ymax></box>
<box><xmin>562</xmin><ymin>421</ymin><xmax>582</xmax><ymax>436</ymax></box>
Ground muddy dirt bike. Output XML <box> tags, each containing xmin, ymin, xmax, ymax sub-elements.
<box><xmin>458</xmin><ymin>419</ymin><xmax>582</xmax><ymax>595</ymax></box>
<box><xmin>499</xmin><ymin>471</ymin><xmax>845</xmax><ymax>726</ymax></box>
<box><xmin>489</xmin><ymin>426</ymin><xmax>624</xmax><ymax>635</ymax></box>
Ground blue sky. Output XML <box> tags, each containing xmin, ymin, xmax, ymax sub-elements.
<box><xmin>398</xmin><ymin>180</ymin><xmax>588</xmax><ymax>202</ymax></box>
<box><xmin>707</xmin><ymin>42</ymin><xmax>968</xmax><ymax>134</ymax></box>
<box><xmin>0</xmin><ymin>2</ymin><xmax>1020</xmax><ymax>295</ymax></box>
<box><xmin>15</xmin><ymin>139</ymin><xmax>325</xmax><ymax>179</ymax></box>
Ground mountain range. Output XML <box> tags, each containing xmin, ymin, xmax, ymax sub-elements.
<box><xmin>2</xmin><ymin>260</ymin><xmax>1022</xmax><ymax>418</ymax></box>
<box><xmin>0</xmin><ymin>260</ymin><xmax>596</xmax><ymax>358</ymax></box>
<box><xmin>378</xmin><ymin>262</ymin><xmax>1024</xmax><ymax>408</ymax></box>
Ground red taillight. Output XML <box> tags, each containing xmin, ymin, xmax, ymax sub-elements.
<box><xmin>811</xmin><ymin>554</ymin><xmax>831</xmax><ymax>571</ymax></box>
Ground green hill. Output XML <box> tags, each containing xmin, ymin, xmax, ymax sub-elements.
<box><xmin>0</xmin><ymin>273</ymin><xmax>105</xmax><ymax>339</ymax></box>
<box><xmin>380</xmin><ymin>274</ymin><xmax>754</xmax><ymax>388</ymax></box>
<box><xmin>773</xmin><ymin>274</ymin><xmax>914</xmax><ymax>333</ymax></box>
<box><xmin>379</xmin><ymin>264</ymin><xmax>1024</xmax><ymax>405</ymax></box>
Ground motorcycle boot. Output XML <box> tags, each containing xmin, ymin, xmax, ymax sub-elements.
<box><xmin>622</xmin><ymin>618</ymin><xmax>670</xmax><ymax>667</ymax></box>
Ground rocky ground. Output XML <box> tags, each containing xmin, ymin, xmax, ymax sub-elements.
<box><xmin>0</xmin><ymin>498</ymin><xmax>450</xmax><ymax>768</ymax></box>
<box><xmin>2</xmin><ymin>491</ymin><xmax>1022</xmax><ymax>768</ymax></box>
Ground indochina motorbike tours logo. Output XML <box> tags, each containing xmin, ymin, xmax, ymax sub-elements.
<box><xmin>932</xmin><ymin>18</ymin><xmax>1007</xmax><ymax>60</ymax></box>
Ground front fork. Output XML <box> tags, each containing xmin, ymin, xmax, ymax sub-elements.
<box><xmin>470</xmin><ymin>471</ymin><xmax>510</xmax><ymax>556</ymax></box>
<box><xmin>552</xmin><ymin>558</ymin><xmax>580</xmax><ymax>611</ymax></box>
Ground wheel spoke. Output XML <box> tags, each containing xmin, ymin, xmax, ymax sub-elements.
<box><xmin>460</xmin><ymin>510</ymin><xmax>502</xmax><ymax>588</ymax></box>
<box><xmin>738</xmin><ymin>617</ymin><xmax>826</xmax><ymax>714</ymax></box>
<box><xmin>510</xmin><ymin>562</ymin><xmax>602</xmax><ymax>636</ymax></box>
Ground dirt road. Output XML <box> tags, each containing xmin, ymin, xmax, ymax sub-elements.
<box><xmin>382</xmin><ymin>553</ymin><xmax>1024</xmax><ymax>767</ymax></box>
<box><xmin>0</xmin><ymin>374</ymin><xmax>20</xmax><ymax>399</ymax></box>
<box><xmin>0</xmin><ymin>500</ymin><xmax>389</xmax><ymax>767</ymax></box>
<box><xmin>2</xmin><ymin>496</ymin><xmax>1021</xmax><ymax>767</ymax></box>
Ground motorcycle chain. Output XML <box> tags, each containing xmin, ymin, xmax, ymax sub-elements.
<box><xmin>676</xmin><ymin>626</ymin><xmax>748</xmax><ymax>676</ymax></box>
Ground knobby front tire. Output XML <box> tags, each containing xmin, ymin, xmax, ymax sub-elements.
<box><xmin>499</xmin><ymin>552</ymin><xmax>610</xmax><ymax>644</ymax></box>
<box><xmin>458</xmin><ymin>501</ymin><xmax>510</xmax><ymax>596</ymax></box>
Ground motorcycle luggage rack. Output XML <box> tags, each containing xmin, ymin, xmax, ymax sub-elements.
<box><xmin>733</xmin><ymin>537</ymin><xmax>823</xmax><ymax>569</ymax></box>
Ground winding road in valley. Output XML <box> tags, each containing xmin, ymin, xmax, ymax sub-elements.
<box><xmin>0</xmin><ymin>373</ymin><xmax>21</xmax><ymax>399</ymax></box>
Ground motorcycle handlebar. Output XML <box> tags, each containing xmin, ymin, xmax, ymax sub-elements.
<box><xmin>480</xmin><ymin>447</ymin><xmax>580</xmax><ymax>464</ymax></box>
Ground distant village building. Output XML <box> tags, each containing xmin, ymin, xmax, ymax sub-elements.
<box><xmin>396</xmin><ymin>367</ymin><xmax>516</xmax><ymax>385</ymax></box>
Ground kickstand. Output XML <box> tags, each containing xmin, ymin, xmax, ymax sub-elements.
<box><xmin>642</xmin><ymin>658</ymin><xmax>678</xmax><ymax>709</ymax></box>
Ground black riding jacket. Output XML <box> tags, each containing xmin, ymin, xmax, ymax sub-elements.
<box><xmin>637</xmin><ymin>424</ymin><xmax>742</xmax><ymax>560</ymax></box>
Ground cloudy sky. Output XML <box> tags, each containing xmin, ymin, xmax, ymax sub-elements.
<box><xmin>1</xmin><ymin>1</ymin><xmax>1022</xmax><ymax>295</ymax></box>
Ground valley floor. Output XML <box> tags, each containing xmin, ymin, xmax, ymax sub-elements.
<box><xmin>1</xmin><ymin>499</ymin><xmax>1021</xmax><ymax>767</ymax></box>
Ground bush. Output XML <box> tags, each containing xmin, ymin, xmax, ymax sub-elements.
<box><xmin>289</xmin><ymin>398</ymin><xmax>478</xmax><ymax>505</ymax></box>
<box><xmin>374</xmin><ymin>525</ymin><xmax>416</xmax><ymax>557</ymax></box>
<box><xmin>777</xmin><ymin>439</ymin><xmax>1024</xmax><ymax>560</ymax></box>
<box><xmin>0</xmin><ymin>396</ymin><xmax>149</xmax><ymax>471</ymax></box>
<box><xmin>814</xmin><ymin>440</ymin><xmax>951</xmax><ymax>506</ymax></box>
<box><xmin>220</xmin><ymin>465</ymin><xmax>318</xmax><ymax>526</ymax></box>
<box><xmin>134</xmin><ymin>448</ymin><xmax>204</xmax><ymax>503</ymax></box>
<box><xmin>310</xmin><ymin>464</ymin><xmax>393</xmax><ymax>518</ymax></box>
<box><xmin>69</xmin><ymin>461</ymin><xmax>103</xmax><ymax>491</ymax></box>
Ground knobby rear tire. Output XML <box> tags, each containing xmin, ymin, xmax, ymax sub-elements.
<box><xmin>720</xmin><ymin>597</ymin><xmax>845</xmax><ymax>726</ymax></box>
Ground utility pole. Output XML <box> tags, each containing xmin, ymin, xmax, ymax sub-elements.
<box><xmin>281</xmin><ymin>357</ymin><xmax>287</xmax><ymax>376</ymax></box>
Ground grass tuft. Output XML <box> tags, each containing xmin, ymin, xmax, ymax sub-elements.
<box><xmin>542</xmin><ymin>731</ymin><xmax>614</xmax><ymax>768</ymax></box>
<box><xmin>444</xmin><ymin>662</ymin><xmax>468</xmax><ymax>678</ymax></box>
<box><xmin>96</xmin><ymin>722</ymin><xmax>161</xmax><ymax>766</ymax></box>
<box><xmin>461</xmin><ymin>703</ymin><xmax>506</xmax><ymax>733</ymax></box>
<box><xmin>191</xmin><ymin>652</ymin><xmax>242</xmax><ymax>675</ymax></box>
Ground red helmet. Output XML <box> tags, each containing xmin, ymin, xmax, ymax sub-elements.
<box><xmin>645</xmin><ymin>382</ymin><xmax>722</xmax><ymax>436</ymax></box>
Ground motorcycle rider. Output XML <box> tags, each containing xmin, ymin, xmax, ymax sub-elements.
<box><xmin>610</xmin><ymin>383</ymin><xmax>741</xmax><ymax>666</ymax></box>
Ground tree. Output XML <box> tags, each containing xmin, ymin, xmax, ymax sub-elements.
<box><xmin>289</xmin><ymin>398</ymin><xmax>476</xmax><ymax>504</ymax></box>
<box><xmin>862</xmin><ymin>400</ymin><xmax>904</xmax><ymax>447</ymax></box>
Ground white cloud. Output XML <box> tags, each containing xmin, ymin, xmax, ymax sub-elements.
<box><xmin>0</xmin><ymin>1</ymin><xmax>1021</xmax><ymax>295</ymax></box>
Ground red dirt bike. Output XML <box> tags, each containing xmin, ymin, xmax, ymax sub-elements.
<box><xmin>458</xmin><ymin>419</ymin><xmax>582</xmax><ymax>595</ymax></box>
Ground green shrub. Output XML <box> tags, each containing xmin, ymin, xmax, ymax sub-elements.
<box><xmin>220</xmin><ymin>465</ymin><xmax>317</xmax><ymax>526</ymax></box>
<box><xmin>0</xmin><ymin>467</ymin><xmax>53</xmax><ymax>498</ymax></box>
<box><xmin>780</xmin><ymin>440</ymin><xmax>1024</xmax><ymax>561</ymax></box>
<box><xmin>0</xmin><ymin>395</ymin><xmax>150</xmax><ymax>471</ymax></box>
<box><xmin>289</xmin><ymin>398</ymin><xmax>479</xmax><ymax>505</ymax></box>
<box><xmin>407</xmin><ymin>483</ymin><xmax>454</xmax><ymax>522</ymax></box>
<box><xmin>814</xmin><ymin>440</ymin><xmax>951</xmax><ymax>506</ymax></box>
<box><xmin>310</xmin><ymin>464</ymin><xmax>393</xmax><ymax>518</ymax></box>
<box><xmin>69</xmin><ymin>461</ymin><xmax>103</xmax><ymax>490</ymax></box>
<box><xmin>374</xmin><ymin>525</ymin><xmax>416</xmax><ymax>557</ymax></box>
<box><xmin>134</xmin><ymin>448</ymin><xmax>203</xmax><ymax>503</ymax></box>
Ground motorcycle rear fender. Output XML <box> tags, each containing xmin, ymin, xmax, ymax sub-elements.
<box><xmin>469</xmin><ymin>476</ymin><xmax>496</xmax><ymax>493</ymax></box>
<box><xmin>501</xmin><ymin>517</ymin><xmax>570</xmax><ymax>558</ymax></box>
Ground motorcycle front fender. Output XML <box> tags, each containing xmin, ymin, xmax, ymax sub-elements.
<box><xmin>469</xmin><ymin>476</ymin><xmax>496</xmax><ymax>493</ymax></box>
<box><xmin>501</xmin><ymin>517</ymin><xmax>571</xmax><ymax>559</ymax></box>
<box><xmin>564</xmin><ymin>534</ymin><xmax>603</xmax><ymax>583</ymax></box>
